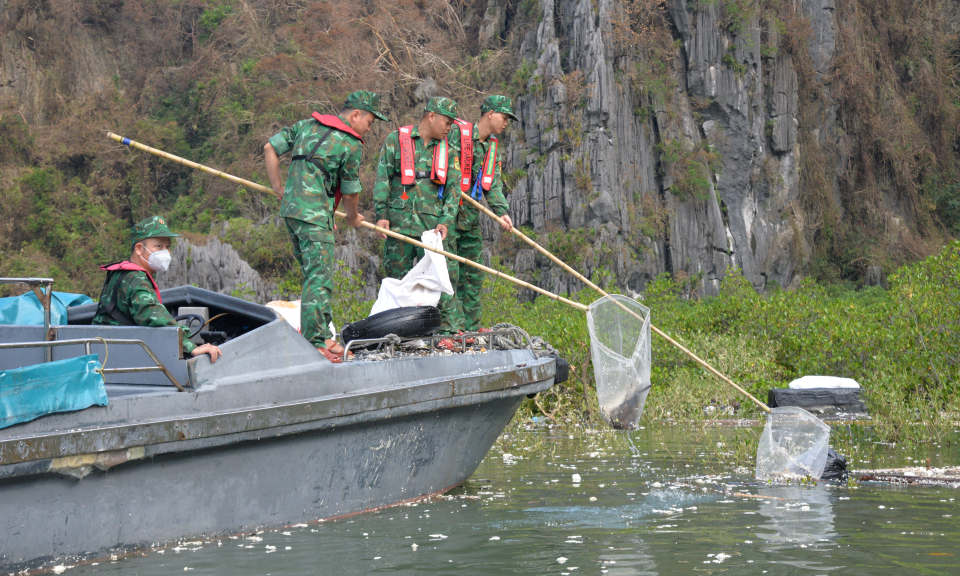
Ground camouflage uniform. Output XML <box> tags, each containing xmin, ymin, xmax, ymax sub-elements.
<box><xmin>372</xmin><ymin>97</ymin><xmax>462</xmax><ymax>334</ymax></box>
<box><xmin>447</xmin><ymin>96</ymin><xmax>517</xmax><ymax>331</ymax></box>
<box><xmin>92</xmin><ymin>216</ymin><xmax>196</xmax><ymax>354</ymax></box>
<box><xmin>268</xmin><ymin>91</ymin><xmax>388</xmax><ymax>348</ymax></box>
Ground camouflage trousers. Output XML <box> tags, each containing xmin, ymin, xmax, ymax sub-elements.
<box><xmin>380</xmin><ymin>233</ymin><xmax>461</xmax><ymax>335</ymax></box>
<box><xmin>285</xmin><ymin>218</ymin><xmax>335</xmax><ymax>348</ymax></box>
<box><xmin>447</xmin><ymin>226</ymin><xmax>485</xmax><ymax>331</ymax></box>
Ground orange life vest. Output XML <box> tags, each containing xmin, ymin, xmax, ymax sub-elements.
<box><xmin>398</xmin><ymin>125</ymin><xmax>451</xmax><ymax>199</ymax></box>
<box><xmin>465</xmin><ymin>133</ymin><xmax>498</xmax><ymax>201</ymax></box>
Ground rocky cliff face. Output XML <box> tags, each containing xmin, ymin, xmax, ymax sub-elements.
<box><xmin>158</xmin><ymin>237</ymin><xmax>281</xmax><ymax>303</ymax></box>
<box><xmin>2</xmin><ymin>0</ymin><xmax>952</xmax><ymax>304</ymax></box>
<box><xmin>488</xmin><ymin>0</ymin><xmax>847</xmax><ymax>296</ymax></box>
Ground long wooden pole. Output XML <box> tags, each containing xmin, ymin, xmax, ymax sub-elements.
<box><xmin>460</xmin><ymin>191</ymin><xmax>770</xmax><ymax>412</ymax></box>
<box><xmin>107</xmin><ymin>132</ymin><xmax>587</xmax><ymax>310</ymax></box>
<box><xmin>108</xmin><ymin>131</ymin><xmax>767</xmax><ymax>412</ymax></box>
<box><xmin>107</xmin><ymin>132</ymin><xmax>282</xmax><ymax>199</ymax></box>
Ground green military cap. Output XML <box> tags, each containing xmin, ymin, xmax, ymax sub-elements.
<box><xmin>424</xmin><ymin>96</ymin><xmax>459</xmax><ymax>120</ymax></box>
<box><xmin>344</xmin><ymin>91</ymin><xmax>390</xmax><ymax>122</ymax></box>
<box><xmin>481</xmin><ymin>95</ymin><xmax>519</xmax><ymax>121</ymax></box>
<box><xmin>131</xmin><ymin>215</ymin><xmax>180</xmax><ymax>246</ymax></box>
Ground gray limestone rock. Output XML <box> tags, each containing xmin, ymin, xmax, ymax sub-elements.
<box><xmin>158</xmin><ymin>237</ymin><xmax>280</xmax><ymax>304</ymax></box>
<box><xmin>491</xmin><ymin>0</ymin><xmax>848</xmax><ymax>299</ymax></box>
<box><xmin>414</xmin><ymin>77</ymin><xmax>438</xmax><ymax>102</ymax></box>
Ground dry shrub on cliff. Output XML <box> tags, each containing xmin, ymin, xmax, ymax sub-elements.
<box><xmin>787</xmin><ymin>0</ymin><xmax>958</xmax><ymax>278</ymax></box>
<box><xmin>0</xmin><ymin>0</ymin><xmax>521</xmax><ymax>295</ymax></box>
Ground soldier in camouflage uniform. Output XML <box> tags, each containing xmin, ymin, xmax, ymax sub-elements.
<box><xmin>93</xmin><ymin>216</ymin><xmax>223</xmax><ymax>363</ymax></box>
<box><xmin>265</xmin><ymin>91</ymin><xmax>389</xmax><ymax>362</ymax></box>
<box><xmin>372</xmin><ymin>97</ymin><xmax>462</xmax><ymax>338</ymax></box>
<box><xmin>446</xmin><ymin>95</ymin><xmax>517</xmax><ymax>332</ymax></box>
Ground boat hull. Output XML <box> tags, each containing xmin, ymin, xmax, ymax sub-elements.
<box><xmin>0</xmin><ymin>316</ymin><xmax>554</xmax><ymax>571</ymax></box>
<box><xmin>0</xmin><ymin>389</ymin><xmax>533</xmax><ymax>570</ymax></box>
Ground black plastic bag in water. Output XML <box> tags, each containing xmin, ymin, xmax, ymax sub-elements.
<box><xmin>820</xmin><ymin>448</ymin><xmax>848</xmax><ymax>481</ymax></box>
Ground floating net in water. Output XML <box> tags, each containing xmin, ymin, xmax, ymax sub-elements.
<box><xmin>755</xmin><ymin>406</ymin><xmax>831</xmax><ymax>480</ymax></box>
<box><xmin>587</xmin><ymin>295</ymin><xmax>651</xmax><ymax>430</ymax></box>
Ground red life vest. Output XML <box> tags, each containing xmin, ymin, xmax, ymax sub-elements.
<box><xmin>461</xmin><ymin>133</ymin><xmax>499</xmax><ymax>203</ymax></box>
<box><xmin>479</xmin><ymin>136</ymin><xmax>498</xmax><ymax>192</ymax></box>
<box><xmin>453</xmin><ymin>119</ymin><xmax>474</xmax><ymax>192</ymax></box>
<box><xmin>311</xmin><ymin>112</ymin><xmax>363</xmax><ymax>143</ymax></box>
<box><xmin>452</xmin><ymin>120</ymin><xmax>498</xmax><ymax>200</ymax></box>
<box><xmin>398</xmin><ymin>126</ymin><xmax>449</xmax><ymax>184</ymax></box>
<box><xmin>101</xmin><ymin>261</ymin><xmax>161</xmax><ymax>303</ymax></box>
<box><xmin>398</xmin><ymin>125</ymin><xmax>450</xmax><ymax>199</ymax></box>
<box><xmin>397</xmin><ymin>122</ymin><xmax>484</xmax><ymax>200</ymax></box>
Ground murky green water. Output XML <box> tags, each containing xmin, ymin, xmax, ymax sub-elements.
<box><xmin>70</xmin><ymin>426</ymin><xmax>959</xmax><ymax>575</ymax></box>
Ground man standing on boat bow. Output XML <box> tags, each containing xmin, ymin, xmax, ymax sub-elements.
<box><xmin>446</xmin><ymin>95</ymin><xmax>517</xmax><ymax>334</ymax></box>
<box><xmin>93</xmin><ymin>216</ymin><xmax>222</xmax><ymax>363</ymax></box>
<box><xmin>264</xmin><ymin>91</ymin><xmax>389</xmax><ymax>363</ymax></box>
<box><xmin>372</xmin><ymin>97</ymin><xmax>462</xmax><ymax>346</ymax></box>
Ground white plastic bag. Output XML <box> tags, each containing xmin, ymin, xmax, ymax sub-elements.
<box><xmin>266</xmin><ymin>300</ymin><xmax>336</xmax><ymax>336</ymax></box>
<box><xmin>370</xmin><ymin>230</ymin><xmax>453</xmax><ymax>315</ymax></box>
<box><xmin>788</xmin><ymin>375</ymin><xmax>861</xmax><ymax>389</ymax></box>
<box><xmin>755</xmin><ymin>406</ymin><xmax>831</xmax><ymax>480</ymax></box>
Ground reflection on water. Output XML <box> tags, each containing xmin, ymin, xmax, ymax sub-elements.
<box><xmin>66</xmin><ymin>427</ymin><xmax>959</xmax><ymax>576</ymax></box>
<box><xmin>756</xmin><ymin>485</ymin><xmax>836</xmax><ymax>547</ymax></box>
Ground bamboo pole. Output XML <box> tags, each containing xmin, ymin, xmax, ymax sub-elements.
<box><xmin>106</xmin><ymin>132</ymin><xmax>587</xmax><ymax>309</ymax></box>
<box><xmin>332</xmin><ymin>211</ymin><xmax>588</xmax><ymax>311</ymax></box>
<box><xmin>107</xmin><ymin>132</ymin><xmax>282</xmax><ymax>199</ymax></box>
<box><xmin>107</xmin><ymin>131</ymin><xmax>768</xmax><ymax>412</ymax></box>
<box><xmin>460</xmin><ymin>191</ymin><xmax>770</xmax><ymax>413</ymax></box>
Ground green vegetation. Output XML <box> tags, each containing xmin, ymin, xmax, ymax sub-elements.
<box><xmin>722</xmin><ymin>53</ymin><xmax>747</xmax><ymax>77</ymax></box>
<box><xmin>479</xmin><ymin>242</ymin><xmax>960</xmax><ymax>449</ymax></box>
<box><xmin>720</xmin><ymin>0</ymin><xmax>755</xmax><ymax>36</ymax></box>
<box><xmin>656</xmin><ymin>139</ymin><xmax>720</xmax><ymax>201</ymax></box>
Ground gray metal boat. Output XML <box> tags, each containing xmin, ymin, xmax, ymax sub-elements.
<box><xmin>0</xmin><ymin>279</ymin><xmax>558</xmax><ymax>572</ymax></box>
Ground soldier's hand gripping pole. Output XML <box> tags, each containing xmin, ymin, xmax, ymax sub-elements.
<box><xmin>106</xmin><ymin>133</ymin><xmax>583</xmax><ymax>311</ymax></box>
<box><xmin>458</xmin><ymin>191</ymin><xmax>770</xmax><ymax>413</ymax></box>
<box><xmin>333</xmin><ymin>211</ymin><xmax>589</xmax><ymax>312</ymax></box>
<box><xmin>104</xmin><ymin>131</ymin><xmax>765</xmax><ymax>412</ymax></box>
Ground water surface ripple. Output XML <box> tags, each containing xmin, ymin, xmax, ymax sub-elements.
<box><xmin>69</xmin><ymin>427</ymin><xmax>959</xmax><ymax>575</ymax></box>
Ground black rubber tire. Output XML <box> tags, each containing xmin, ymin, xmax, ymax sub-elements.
<box><xmin>549</xmin><ymin>353</ymin><xmax>570</xmax><ymax>384</ymax></box>
<box><xmin>341</xmin><ymin>306</ymin><xmax>441</xmax><ymax>344</ymax></box>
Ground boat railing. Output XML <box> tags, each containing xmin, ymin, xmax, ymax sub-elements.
<box><xmin>0</xmin><ymin>338</ymin><xmax>185</xmax><ymax>392</ymax></box>
<box><xmin>1</xmin><ymin>277</ymin><xmax>55</xmax><ymax>363</ymax></box>
<box><xmin>341</xmin><ymin>328</ymin><xmax>531</xmax><ymax>361</ymax></box>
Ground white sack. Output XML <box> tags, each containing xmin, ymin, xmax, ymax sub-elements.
<box><xmin>370</xmin><ymin>230</ymin><xmax>453</xmax><ymax>316</ymax></box>
<box><xmin>266</xmin><ymin>299</ymin><xmax>336</xmax><ymax>336</ymax></box>
<box><xmin>788</xmin><ymin>375</ymin><xmax>861</xmax><ymax>389</ymax></box>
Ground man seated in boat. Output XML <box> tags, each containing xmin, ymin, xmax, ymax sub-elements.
<box><xmin>92</xmin><ymin>216</ymin><xmax>222</xmax><ymax>363</ymax></box>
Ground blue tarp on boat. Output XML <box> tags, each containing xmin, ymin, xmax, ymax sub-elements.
<box><xmin>0</xmin><ymin>291</ymin><xmax>93</xmax><ymax>326</ymax></box>
<box><xmin>0</xmin><ymin>354</ymin><xmax>108</xmax><ymax>429</ymax></box>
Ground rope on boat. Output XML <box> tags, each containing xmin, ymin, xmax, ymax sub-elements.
<box><xmin>94</xmin><ymin>336</ymin><xmax>108</xmax><ymax>374</ymax></box>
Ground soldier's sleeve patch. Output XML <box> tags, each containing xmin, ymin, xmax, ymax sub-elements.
<box><xmin>454</xmin><ymin>156</ymin><xmax>460</xmax><ymax>171</ymax></box>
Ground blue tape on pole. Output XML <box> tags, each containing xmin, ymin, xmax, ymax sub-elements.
<box><xmin>122</xmin><ymin>138</ymin><xmax>131</xmax><ymax>146</ymax></box>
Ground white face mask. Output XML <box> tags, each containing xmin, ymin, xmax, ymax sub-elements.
<box><xmin>140</xmin><ymin>245</ymin><xmax>172</xmax><ymax>272</ymax></box>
